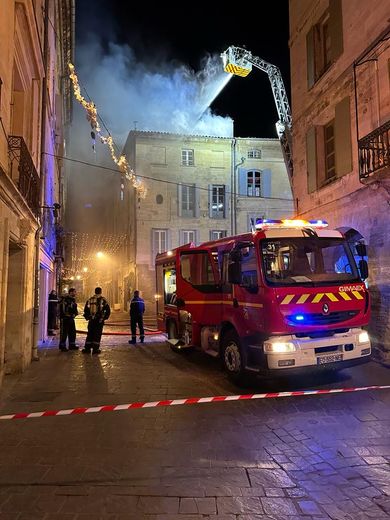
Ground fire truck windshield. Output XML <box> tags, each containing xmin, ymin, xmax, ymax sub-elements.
<box><xmin>261</xmin><ymin>237</ymin><xmax>360</xmax><ymax>286</ymax></box>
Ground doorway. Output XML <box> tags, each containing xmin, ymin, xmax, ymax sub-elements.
<box><xmin>4</xmin><ymin>241</ymin><xmax>25</xmax><ymax>374</ymax></box>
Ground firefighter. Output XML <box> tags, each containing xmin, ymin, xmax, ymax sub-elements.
<box><xmin>59</xmin><ymin>288</ymin><xmax>78</xmax><ymax>351</ymax></box>
<box><xmin>129</xmin><ymin>290</ymin><xmax>145</xmax><ymax>344</ymax></box>
<box><xmin>82</xmin><ymin>287</ymin><xmax>111</xmax><ymax>354</ymax></box>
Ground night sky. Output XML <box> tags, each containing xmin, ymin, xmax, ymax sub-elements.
<box><xmin>75</xmin><ymin>0</ymin><xmax>291</xmax><ymax>138</ymax></box>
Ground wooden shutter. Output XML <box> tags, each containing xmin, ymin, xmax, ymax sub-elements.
<box><xmin>194</xmin><ymin>184</ymin><xmax>200</xmax><ymax>218</ymax></box>
<box><xmin>329</xmin><ymin>0</ymin><xmax>343</xmax><ymax>62</ymax></box>
<box><xmin>177</xmin><ymin>184</ymin><xmax>182</xmax><ymax>217</ymax></box>
<box><xmin>306</xmin><ymin>27</ymin><xmax>315</xmax><ymax>88</ymax></box>
<box><xmin>316</xmin><ymin>125</ymin><xmax>326</xmax><ymax>188</ymax></box>
<box><xmin>335</xmin><ymin>96</ymin><xmax>352</xmax><ymax>177</ymax></box>
<box><xmin>306</xmin><ymin>127</ymin><xmax>317</xmax><ymax>193</ymax></box>
<box><xmin>238</xmin><ymin>168</ymin><xmax>247</xmax><ymax>196</ymax></box>
<box><xmin>261</xmin><ymin>169</ymin><xmax>272</xmax><ymax>197</ymax></box>
<box><xmin>208</xmin><ymin>184</ymin><xmax>213</xmax><ymax>217</ymax></box>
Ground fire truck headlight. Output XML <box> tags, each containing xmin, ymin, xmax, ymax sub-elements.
<box><xmin>358</xmin><ymin>331</ymin><xmax>369</xmax><ymax>344</ymax></box>
<box><xmin>264</xmin><ymin>341</ymin><xmax>296</xmax><ymax>353</ymax></box>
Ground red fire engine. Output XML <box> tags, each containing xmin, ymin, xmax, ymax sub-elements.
<box><xmin>155</xmin><ymin>219</ymin><xmax>371</xmax><ymax>382</ymax></box>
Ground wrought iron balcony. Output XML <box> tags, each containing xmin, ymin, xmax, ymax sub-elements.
<box><xmin>7</xmin><ymin>135</ymin><xmax>41</xmax><ymax>217</ymax></box>
<box><xmin>359</xmin><ymin>120</ymin><xmax>390</xmax><ymax>179</ymax></box>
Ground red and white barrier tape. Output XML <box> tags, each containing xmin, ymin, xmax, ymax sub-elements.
<box><xmin>75</xmin><ymin>329</ymin><xmax>163</xmax><ymax>336</ymax></box>
<box><xmin>1</xmin><ymin>385</ymin><xmax>389</xmax><ymax>421</ymax></box>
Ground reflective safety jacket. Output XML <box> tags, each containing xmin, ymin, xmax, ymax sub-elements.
<box><xmin>60</xmin><ymin>295</ymin><xmax>78</xmax><ymax>318</ymax></box>
<box><xmin>84</xmin><ymin>295</ymin><xmax>111</xmax><ymax>322</ymax></box>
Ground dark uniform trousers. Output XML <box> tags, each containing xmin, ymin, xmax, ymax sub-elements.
<box><xmin>59</xmin><ymin>317</ymin><xmax>76</xmax><ymax>348</ymax></box>
<box><xmin>131</xmin><ymin>314</ymin><xmax>144</xmax><ymax>342</ymax></box>
<box><xmin>84</xmin><ymin>319</ymin><xmax>104</xmax><ymax>352</ymax></box>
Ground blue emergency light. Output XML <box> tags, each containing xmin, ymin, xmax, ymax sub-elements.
<box><xmin>255</xmin><ymin>218</ymin><xmax>328</xmax><ymax>230</ymax></box>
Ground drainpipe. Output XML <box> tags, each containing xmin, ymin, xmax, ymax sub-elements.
<box><xmin>32</xmin><ymin>0</ymin><xmax>49</xmax><ymax>360</ymax></box>
<box><xmin>234</xmin><ymin>153</ymin><xmax>246</xmax><ymax>236</ymax></box>
<box><xmin>231</xmin><ymin>138</ymin><xmax>236</xmax><ymax>236</ymax></box>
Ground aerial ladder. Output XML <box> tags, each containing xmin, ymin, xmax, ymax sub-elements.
<box><xmin>221</xmin><ymin>46</ymin><xmax>293</xmax><ymax>185</ymax></box>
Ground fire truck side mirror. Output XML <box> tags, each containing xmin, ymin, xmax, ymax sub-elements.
<box><xmin>228</xmin><ymin>261</ymin><xmax>242</xmax><ymax>284</ymax></box>
<box><xmin>358</xmin><ymin>259</ymin><xmax>368</xmax><ymax>280</ymax></box>
<box><xmin>355</xmin><ymin>243</ymin><xmax>367</xmax><ymax>257</ymax></box>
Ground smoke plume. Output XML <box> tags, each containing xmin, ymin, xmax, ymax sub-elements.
<box><xmin>75</xmin><ymin>40</ymin><xmax>233</xmax><ymax>145</ymax></box>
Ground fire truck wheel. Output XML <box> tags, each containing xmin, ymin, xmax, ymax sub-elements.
<box><xmin>222</xmin><ymin>330</ymin><xmax>245</xmax><ymax>382</ymax></box>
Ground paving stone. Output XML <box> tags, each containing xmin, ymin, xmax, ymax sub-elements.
<box><xmin>248</xmin><ymin>468</ymin><xmax>295</xmax><ymax>488</ymax></box>
<box><xmin>0</xmin><ymin>514</ymin><xmax>26</xmax><ymax>520</ymax></box>
<box><xmin>286</xmin><ymin>487</ymin><xmax>307</xmax><ymax>498</ymax></box>
<box><xmin>216</xmin><ymin>496</ymin><xmax>263</xmax><ymax>514</ymax></box>
<box><xmin>59</xmin><ymin>495</ymin><xmax>107</xmax><ymax>514</ymax></box>
<box><xmin>0</xmin><ymin>494</ymin><xmax>38</xmax><ymax>512</ymax></box>
<box><xmin>105</xmin><ymin>495</ymin><xmax>139</xmax><ymax>513</ymax></box>
<box><xmin>240</xmin><ymin>487</ymin><xmax>265</xmax><ymax>497</ymax></box>
<box><xmin>178</xmin><ymin>496</ymin><xmax>216</xmax><ymax>514</ymax></box>
<box><xmin>261</xmin><ymin>497</ymin><xmax>298</xmax><ymax>516</ymax></box>
<box><xmin>195</xmin><ymin>497</ymin><xmax>217</xmax><ymax>514</ymax></box>
<box><xmin>153</xmin><ymin>516</ymin><xmax>200</xmax><ymax>520</ymax></box>
<box><xmin>137</xmin><ymin>496</ymin><xmax>179</xmax><ymax>514</ymax></box>
<box><xmin>264</xmin><ymin>487</ymin><xmax>285</xmax><ymax>497</ymax></box>
<box><xmin>362</xmin><ymin>456</ymin><xmax>388</xmax><ymax>465</ymax></box>
<box><xmin>321</xmin><ymin>503</ymin><xmax>354</xmax><ymax>519</ymax></box>
<box><xmin>43</xmin><ymin>515</ymin><xmax>76</xmax><ymax>520</ymax></box>
<box><xmin>298</xmin><ymin>499</ymin><xmax>322</xmax><ymax>515</ymax></box>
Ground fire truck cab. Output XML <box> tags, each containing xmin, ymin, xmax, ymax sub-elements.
<box><xmin>155</xmin><ymin>219</ymin><xmax>371</xmax><ymax>382</ymax></box>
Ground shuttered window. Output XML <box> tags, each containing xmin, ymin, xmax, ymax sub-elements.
<box><xmin>334</xmin><ymin>96</ymin><xmax>352</xmax><ymax>176</ymax></box>
<box><xmin>181</xmin><ymin>184</ymin><xmax>195</xmax><ymax>217</ymax></box>
<box><xmin>247</xmin><ymin>171</ymin><xmax>261</xmax><ymax>197</ymax></box>
<box><xmin>325</xmin><ymin>120</ymin><xmax>336</xmax><ymax>181</ymax></box>
<box><xmin>306</xmin><ymin>0</ymin><xmax>343</xmax><ymax>88</ymax></box>
<box><xmin>306</xmin><ymin>127</ymin><xmax>317</xmax><ymax>193</ymax></box>
<box><xmin>305</xmin><ymin>97</ymin><xmax>352</xmax><ymax>192</ymax></box>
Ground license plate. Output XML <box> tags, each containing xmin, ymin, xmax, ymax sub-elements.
<box><xmin>317</xmin><ymin>353</ymin><xmax>343</xmax><ymax>365</ymax></box>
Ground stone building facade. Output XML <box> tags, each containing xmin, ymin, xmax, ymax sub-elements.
<box><xmin>121</xmin><ymin>131</ymin><xmax>293</xmax><ymax>309</ymax></box>
<box><xmin>289</xmin><ymin>0</ymin><xmax>390</xmax><ymax>358</ymax></box>
<box><xmin>0</xmin><ymin>0</ymin><xmax>73</xmax><ymax>381</ymax></box>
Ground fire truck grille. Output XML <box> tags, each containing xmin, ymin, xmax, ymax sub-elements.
<box><xmin>287</xmin><ymin>310</ymin><xmax>359</xmax><ymax>326</ymax></box>
<box><xmin>295</xmin><ymin>328</ymin><xmax>349</xmax><ymax>339</ymax></box>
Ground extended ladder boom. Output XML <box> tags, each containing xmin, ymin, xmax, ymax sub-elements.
<box><xmin>221</xmin><ymin>46</ymin><xmax>293</xmax><ymax>181</ymax></box>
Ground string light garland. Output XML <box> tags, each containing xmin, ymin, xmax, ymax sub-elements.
<box><xmin>68</xmin><ymin>63</ymin><xmax>147</xmax><ymax>198</ymax></box>
<box><xmin>63</xmin><ymin>232</ymin><xmax>128</xmax><ymax>278</ymax></box>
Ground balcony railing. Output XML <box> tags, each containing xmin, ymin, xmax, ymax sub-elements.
<box><xmin>359</xmin><ymin>120</ymin><xmax>390</xmax><ymax>179</ymax></box>
<box><xmin>8</xmin><ymin>135</ymin><xmax>41</xmax><ymax>217</ymax></box>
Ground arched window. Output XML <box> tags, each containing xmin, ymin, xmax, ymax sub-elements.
<box><xmin>248</xmin><ymin>149</ymin><xmax>262</xmax><ymax>159</ymax></box>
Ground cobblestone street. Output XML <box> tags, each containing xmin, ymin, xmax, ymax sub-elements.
<box><xmin>0</xmin><ymin>329</ymin><xmax>389</xmax><ymax>519</ymax></box>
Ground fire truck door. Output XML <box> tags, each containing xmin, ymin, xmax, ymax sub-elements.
<box><xmin>177</xmin><ymin>250</ymin><xmax>222</xmax><ymax>343</ymax></box>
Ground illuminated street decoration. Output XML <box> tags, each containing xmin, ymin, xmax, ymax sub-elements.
<box><xmin>68</xmin><ymin>63</ymin><xmax>146</xmax><ymax>197</ymax></box>
<box><xmin>63</xmin><ymin>232</ymin><xmax>128</xmax><ymax>278</ymax></box>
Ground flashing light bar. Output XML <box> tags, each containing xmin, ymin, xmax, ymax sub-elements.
<box><xmin>255</xmin><ymin>218</ymin><xmax>328</xmax><ymax>230</ymax></box>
